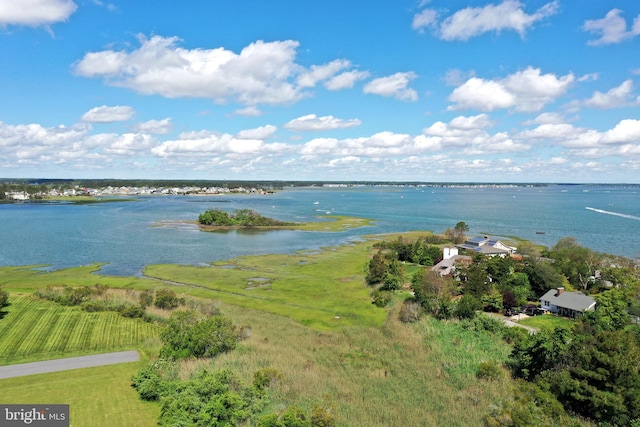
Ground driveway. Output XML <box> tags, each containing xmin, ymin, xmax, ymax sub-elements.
<box><xmin>0</xmin><ymin>350</ymin><xmax>140</xmax><ymax>379</ymax></box>
<box><xmin>484</xmin><ymin>312</ymin><xmax>538</xmax><ymax>334</ymax></box>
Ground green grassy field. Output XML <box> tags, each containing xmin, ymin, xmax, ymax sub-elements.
<box><xmin>0</xmin><ymin>294</ymin><xmax>159</xmax><ymax>365</ymax></box>
<box><xmin>144</xmin><ymin>239</ymin><xmax>387</xmax><ymax>330</ymax></box>
<box><xmin>1</xmin><ymin>361</ymin><xmax>159</xmax><ymax>427</ymax></box>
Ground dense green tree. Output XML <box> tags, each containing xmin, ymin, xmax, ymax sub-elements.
<box><xmin>509</xmin><ymin>327</ymin><xmax>572</xmax><ymax>381</ymax></box>
<box><xmin>463</xmin><ymin>262</ymin><xmax>491</xmax><ymax>299</ymax></box>
<box><xmin>379</xmin><ymin>258</ymin><xmax>405</xmax><ymax>291</ymax></box>
<box><xmin>544</xmin><ymin>237</ymin><xmax>599</xmax><ymax>290</ymax></box>
<box><xmin>486</xmin><ymin>256</ymin><xmax>515</xmax><ymax>283</ymax></box>
<box><xmin>500</xmin><ymin>272</ymin><xmax>532</xmax><ymax>306</ymax></box>
<box><xmin>455</xmin><ymin>294</ymin><xmax>481</xmax><ymax>319</ymax></box>
<box><xmin>482</xmin><ymin>290</ymin><xmax>504</xmax><ymax>312</ymax></box>
<box><xmin>523</xmin><ymin>260</ymin><xmax>564</xmax><ymax>296</ymax></box>
<box><xmin>411</xmin><ymin>269</ymin><xmax>455</xmax><ymax>318</ymax></box>
<box><xmin>366</xmin><ymin>249</ymin><xmax>389</xmax><ymax>285</ymax></box>
<box><xmin>545</xmin><ymin>330</ymin><xmax>640</xmax><ymax>425</ymax></box>
<box><xmin>453</xmin><ymin>221</ymin><xmax>469</xmax><ymax>244</ymax></box>
<box><xmin>582</xmin><ymin>288</ymin><xmax>630</xmax><ymax>331</ymax></box>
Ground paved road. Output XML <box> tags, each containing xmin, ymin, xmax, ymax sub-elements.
<box><xmin>0</xmin><ymin>350</ymin><xmax>140</xmax><ymax>379</ymax></box>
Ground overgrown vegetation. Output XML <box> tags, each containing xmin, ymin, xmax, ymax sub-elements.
<box><xmin>366</xmin><ymin>227</ymin><xmax>640</xmax><ymax>426</ymax></box>
<box><xmin>34</xmin><ymin>285</ymin><xmax>186</xmax><ymax>322</ymax></box>
<box><xmin>199</xmin><ymin>208</ymin><xmax>295</xmax><ymax>227</ymax></box>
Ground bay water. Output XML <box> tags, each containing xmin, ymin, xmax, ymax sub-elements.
<box><xmin>1</xmin><ymin>185</ymin><xmax>639</xmax><ymax>276</ymax></box>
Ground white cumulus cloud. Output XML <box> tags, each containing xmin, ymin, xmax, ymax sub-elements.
<box><xmin>583</xmin><ymin>79</ymin><xmax>639</xmax><ymax>109</ymax></box>
<box><xmin>74</xmin><ymin>35</ymin><xmax>361</xmax><ymax>107</ymax></box>
<box><xmin>583</xmin><ymin>9</ymin><xmax>640</xmax><ymax>46</ymax></box>
<box><xmin>413</xmin><ymin>0</ymin><xmax>559</xmax><ymax>41</ymax></box>
<box><xmin>363</xmin><ymin>72</ymin><xmax>418</xmax><ymax>102</ymax></box>
<box><xmin>324</xmin><ymin>70</ymin><xmax>370</xmax><ymax>91</ymax></box>
<box><xmin>0</xmin><ymin>0</ymin><xmax>77</xmax><ymax>26</ymax></box>
<box><xmin>449</xmin><ymin>67</ymin><xmax>574</xmax><ymax>112</ymax></box>
<box><xmin>284</xmin><ymin>114</ymin><xmax>361</xmax><ymax>132</ymax></box>
<box><xmin>132</xmin><ymin>118</ymin><xmax>172</xmax><ymax>135</ymax></box>
<box><xmin>236</xmin><ymin>125</ymin><xmax>277</xmax><ymax>140</ymax></box>
<box><xmin>81</xmin><ymin>105</ymin><xmax>135</xmax><ymax>123</ymax></box>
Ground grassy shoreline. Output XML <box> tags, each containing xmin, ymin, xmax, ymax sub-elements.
<box><xmin>0</xmin><ymin>231</ymin><xmax>522</xmax><ymax>426</ymax></box>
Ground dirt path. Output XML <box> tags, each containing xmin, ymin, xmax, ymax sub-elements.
<box><xmin>0</xmin><ymin>350</ymin><xmax>139</xmax><ymax>379</ymax></box>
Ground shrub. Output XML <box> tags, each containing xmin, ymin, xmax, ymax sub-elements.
<box><xmin>398</xmin><ymin>300</ymin><xmax>423</xmax><ymax>323</ymax></box>
<box><xmin>371</xmin><ymin>290</ymin><xmax>392</xmax><ymax>307</ymax></box>
<box><xmin>120</xmin><ymin>304</ymin><xmax>145</xmax><ymax>318</ymax></box>
<box><xmin>154</xmin><ymin>288</ymin><xmax>179</xmax><ymax>310</ymax></box>
<box><xmin>311</xmin><ymin>404</ymin><xmax>336</xmax><ymax>427</ymax></box>
<box><xmin>476</xmin><ymin>361</ymin><xmax>503</xmax><ymax>380</ymax></box>
<box><xmin>253</xmin><ymin>368</ymin><xmax>282</xmax><ymax>391</ymax></box>
<box><xmin>160</xmin><ymin>310</ymin><xmax>239</xmax><ymax>359</ymax></box>
<box><xmin>138</xmin><ymin>289</ymin><xmax>154</xmax><ymax>308</ymax></box>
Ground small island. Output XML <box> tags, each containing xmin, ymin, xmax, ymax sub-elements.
<box><xmin>196</xmin><ymin>208</ymin><xmax>373</xmax><ymax>232</ymax></box>
<box><xmin>198</xmin><ymin>208</ymin><xmax>295</xmax><ymax>228</ymax></box>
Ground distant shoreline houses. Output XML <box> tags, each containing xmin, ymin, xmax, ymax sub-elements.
<box><xmin>2</xmin><ymin>185</ymin><xmax>272</xmax><ymax>200</ymax></box>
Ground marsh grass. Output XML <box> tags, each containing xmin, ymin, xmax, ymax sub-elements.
<box><xmin>143</xmin><ymin>240</ymin><xmax>387</xmax><ymax>330</ymax></box>
<box><xmin>195</xmin><ymin>300</ymin><xmax>514</xmax><ymax>426</ymax></box>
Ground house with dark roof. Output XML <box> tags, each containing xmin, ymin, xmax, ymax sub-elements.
<box><xmin>540</xmin><ymin>287</ymin><xmax>596</xmax><ymax>318</ymax></box>
<box><xmin>456</xmin><ymin>236</ymin><xmax>517</xmax><ymax>257</ymax></box>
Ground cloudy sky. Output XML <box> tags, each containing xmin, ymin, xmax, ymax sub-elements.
<box><xmin>1</xmin><ymin>0</ymin><xmax>640</xmax><ymax>182</ymax></box>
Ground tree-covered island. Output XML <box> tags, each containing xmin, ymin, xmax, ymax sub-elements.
<box><xmin>198</xmin><ymin>208</ymin><xmax>296</xmax><ymax>228</ymax></box>
<box><xmin>196</xmin><ymin>208</ymin><xmax>374</xmax><ymax>232</ymax></box>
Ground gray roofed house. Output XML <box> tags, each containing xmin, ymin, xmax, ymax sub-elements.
<box><xmin>540</xmin><ymin>287</ymin><xmax>596</xmax><ymax>318</ymax></box>
<box><xmin>431</xmin><ymin>247</ymin><xmax>472</xmax><ymax>276</ymax></box>
<box><xmin>456</xmin><ymin>236</ymin><xmax>517</xmax><ymax>257</ymax></box>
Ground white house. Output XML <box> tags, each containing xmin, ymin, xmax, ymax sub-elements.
<box><xmin>540</xmin><ymin>287</ymin><xmax>596</xmax><ymax>318</ymax></box>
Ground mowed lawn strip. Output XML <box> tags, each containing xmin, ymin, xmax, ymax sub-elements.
<box><xmin>0</xmin><ymin>294</ymin><xmax>159</xmax><ymax>365</ymax></box>
<box><xmin>0</xmin><ymin>361</ymin><xmax>158</xmax><ymax>427</ymax></box>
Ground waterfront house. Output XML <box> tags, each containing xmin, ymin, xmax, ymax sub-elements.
<box><xmin>456</xmin><ymin>236</ymin><xmax>517</xmax><ymax>257</ymax></box>
<box><xmin>431</xmin><ymin>247</ymin><xmax>472</xmax><ymax>276</ymax></box>
<box><xmin>539</xmin><ymin>287</ymin><xmax>596</xmax><ymax>318</ymax></box>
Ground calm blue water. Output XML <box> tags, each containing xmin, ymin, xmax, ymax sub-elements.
<box><xmin>1</xmin><ymin>185</ymin><xmax>639</xmax><ymax>276</ymax></box>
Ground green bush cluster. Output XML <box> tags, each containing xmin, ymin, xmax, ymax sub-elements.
<box><xmin>160</xmin><ymin>310</ymin><xmax>239</xmax><ymax>360</ymax></box>
<box><xmin>257</xmin><ymin>404</ymin><xmax>335</xmax><ymax>427</ymax></box>
<box><xmin>132</xmin><ymin>364</ymin><xmax>268</xmax><ymax>426</ymax></box>
<box><xmin>34</xmin><ymin>285</ymin><xmax>185</xmax><ymax>323</ymax></box>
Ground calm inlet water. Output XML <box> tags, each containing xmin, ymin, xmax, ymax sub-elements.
<box><xmin>1</xmin><ymin>185</ymin><xmax>639</xmax><ymax>276</ymax></box>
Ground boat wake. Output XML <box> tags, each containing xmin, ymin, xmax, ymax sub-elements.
<box><xmin>585</xmin><ymin>207</ymin><xmax>640</xmax><ymax>221</ymax></box>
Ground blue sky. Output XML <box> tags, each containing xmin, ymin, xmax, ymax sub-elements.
<box><xmin>1</xmin><ymin>0</ymin><xmax>640</xmax><ymax>182</ymax></box>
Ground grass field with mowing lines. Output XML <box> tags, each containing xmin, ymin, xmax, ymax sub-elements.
<box><xmin>0</xmin><ymin>294</ymin><xmax>159</xmax><ymax>365</ymax></box>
